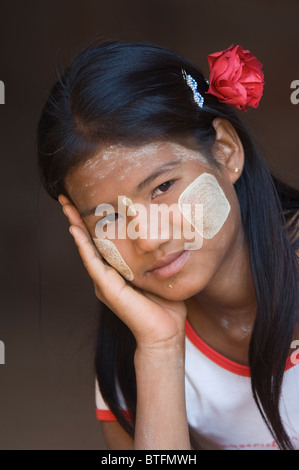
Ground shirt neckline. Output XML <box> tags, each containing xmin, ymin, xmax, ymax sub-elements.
<box><xmin>185</xmin><ymin>318</ymin><xmax>296</xmax><ymax>377</ymax></box>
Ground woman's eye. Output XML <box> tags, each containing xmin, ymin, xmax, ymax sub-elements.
<box><xmin>152</xmin><ymin>180</ymin><xmax>175</xmax><ymax>199</ymax></box>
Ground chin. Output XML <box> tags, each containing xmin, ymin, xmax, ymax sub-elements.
<box><xmin>138</xmin><ymin>268</ymin><xmax>209</xmax><ymax>300</ymax></box>
<box><xmin>161</xmin><ymin>280</ymin><xmax>206</xmax><ymax>302</ymax></box>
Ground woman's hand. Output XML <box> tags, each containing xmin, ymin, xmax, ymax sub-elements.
<box><xmin>59</xmin><ymin>194</ymin><xmax>191</xmax><ymax>449</ymax></box>
<box><xmin>58</xmin><ymin>195</ymin><xmax>187</xmax><ymax>352</ymax></box>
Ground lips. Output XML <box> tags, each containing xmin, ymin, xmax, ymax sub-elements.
<box><xmin>147</xmin><ymin>250</ymin><xmax>191</xmax><ymax>279</ymax></box>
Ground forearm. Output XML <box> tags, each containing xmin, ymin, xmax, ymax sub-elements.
<box><xmin>133</xmin><ymin>340</ymin><xmax>191</xmax><ymax>450</ymax></box>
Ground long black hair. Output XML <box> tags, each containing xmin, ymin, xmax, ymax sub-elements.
<box><xmin>37</xmin><ymin>40</ymin><xmax>299</xmax><ymax>449</ymax></box>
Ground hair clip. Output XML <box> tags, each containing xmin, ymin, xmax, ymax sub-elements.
<box><xmin>181</xmin><ymin>69</ymin><xmax>204</xmax><ymax>109</ymax></box>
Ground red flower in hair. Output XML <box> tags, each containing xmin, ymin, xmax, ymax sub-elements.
<box><xmin>206</xmin><ymin>44</ymin><xmax>264</xmax><ymax>111</ymax></box>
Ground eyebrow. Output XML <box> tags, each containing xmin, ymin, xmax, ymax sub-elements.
<box><xmin>81</xmin><ymin>160</ymin><xmax>181</xmax><ymax>218</ymax></box>
<box><xmin>134</xmin><ymin>160</ymin><xmax>181</xmax><ymax>194</ymax></box>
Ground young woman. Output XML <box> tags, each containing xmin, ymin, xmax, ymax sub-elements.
<box><xmin>37</xmin><ymin>40</ymin><xmax>299</xmax><ymax>450</ymax></box>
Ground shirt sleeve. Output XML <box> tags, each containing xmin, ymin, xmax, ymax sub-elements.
<box><xmin>95</xmin><ymin>378</ymin><xmax>133</xmax><ymax>422</ymax></box>
<box><xmin>95</xmin><ymin>379</ymin><xmax>117</xmax><ymax>421</ymax></box>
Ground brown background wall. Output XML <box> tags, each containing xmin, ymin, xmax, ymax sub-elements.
<box><xmin>0</xmin><ymin>0</ymin><xmax>298</xmax><ymax>449</ymax></box>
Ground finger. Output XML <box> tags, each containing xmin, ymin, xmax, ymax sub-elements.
<box><xmin>69</xmin><ymin>224</ymin><xmax>159</xmax><ymax>325</ymax></box>
<box><xmin>58</xmin><ymin>194</ymin><xmax>71</xmax><ymax>206</ymax></box>
<box><xmin>58</xmin><ymin>194</ymin><xmax>82</xmax><ymax>224</ymax></box>
<box><xmin>69</xmin><ymin>223</ymin><xmax>147</xmax><ymax>324</ymax></box>
<box><xmin>69</xmin><ymin>224</ymin><xmax>127</xmax><ymax>291</ymax></box>
<box><xmin>61</xmin><ymin>200</ymin><xmax>91</xmax><ymax>239</ymax></box>
<box><xmin>59</xmin><ymin>196</ymin><xmax>106</xmax><ymax>271</ymax></box>
<box><xmin>62</xmin><ymin>202</ymin><xmax>84</xmax><ymax>226</ymax></box>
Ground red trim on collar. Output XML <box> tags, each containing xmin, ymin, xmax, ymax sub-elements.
<box><xmin>185</xmin><ymin>319</ymin><xmax>297</xmax><ymax>377</ymax></box>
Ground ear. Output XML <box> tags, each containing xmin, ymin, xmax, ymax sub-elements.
<box><xmin>212</xmin><ymin>118</ymin><xmax>244</xmax><ymax>183</ymax></box>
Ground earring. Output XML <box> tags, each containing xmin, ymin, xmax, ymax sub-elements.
<box><xmin>233</xmin><ymin>168</ymin><xmax>240</xmax><ymax>173</ymax></box>
<box><xmin>168</xmin><ymin>284</ymin><xmax>174</xmax><ymax>288</ymax></box>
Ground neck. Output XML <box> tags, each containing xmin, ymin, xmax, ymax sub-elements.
<box><xmin>186</xmin><ymin>232</ymin><xmax>257</xmax><ymax>365</ymax></box>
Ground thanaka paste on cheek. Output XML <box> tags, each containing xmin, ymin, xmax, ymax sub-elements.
<box><xmin>178</xmin><ymin>173</ymin><xmax>230</xmax><ymax>239</ymax></box>
<box><xmin>92</xmin><ymin>238</ymin><xmax>134</xmax><ymax>281</ymax></box>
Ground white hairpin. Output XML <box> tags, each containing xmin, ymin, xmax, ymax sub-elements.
<box><xmin>181</xmin><ymin>69</ymin><xmax>204</xmax><ymax>109</ymax></box>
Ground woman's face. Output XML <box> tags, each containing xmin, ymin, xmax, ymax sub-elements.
<box><xmin>64</xmin><ymin>140</ymin><xmax>244</xmax><ymax>301</ymax></box>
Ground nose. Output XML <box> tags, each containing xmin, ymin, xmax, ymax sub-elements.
<box><xmin>127</xmin><ymin>202</ymin><xmax>172</xmax><ymax>252</ymax></box>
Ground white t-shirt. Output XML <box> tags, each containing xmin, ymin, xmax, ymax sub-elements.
<box><xmin>95</xmin><ymin>319</ymin><xmax>299</xmax><ymax>450</ymax></box>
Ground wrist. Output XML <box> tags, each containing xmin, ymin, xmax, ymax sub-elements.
<box><xmin>133</xmin><ymin>334</ymin><xmax>189</xmax><ymax>450</ymax></box>
<box><xmin>134</xmin><ymin>335</ymin><xmax>186</xmax><ymax>368</ymax></box>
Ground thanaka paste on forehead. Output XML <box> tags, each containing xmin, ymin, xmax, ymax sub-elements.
<box><xmin>178</xmin><ymin>173</ymin><xmax>230</xmax><ymax>239</ymax></box>
<box><xmin>74</xmin><ymin>142</ymin><xmax>214</xmax><ymax>192</ymax></box>
<box><xmin>98</xmin><ymin>142</ymin><xmax>210</xmax><ymax>171</ymax></box>
<box><xmin>100</xmin><ymin>143</ymin><xmax>160</xmax><ymax>164</ymax></box>
<box><xmin>92</xmin><ymin>238</ymin><xmax>134</xmax><ymax>281</ymax></box>
<box><xmin>170</xmin><ymin>143</ymin><xmax>212</xmax><ymax>166</ymax></box>
<box><xmin>79</xmin><ymin>143</ymin><xmax>159</xmax><ymax>183</ymax></box>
